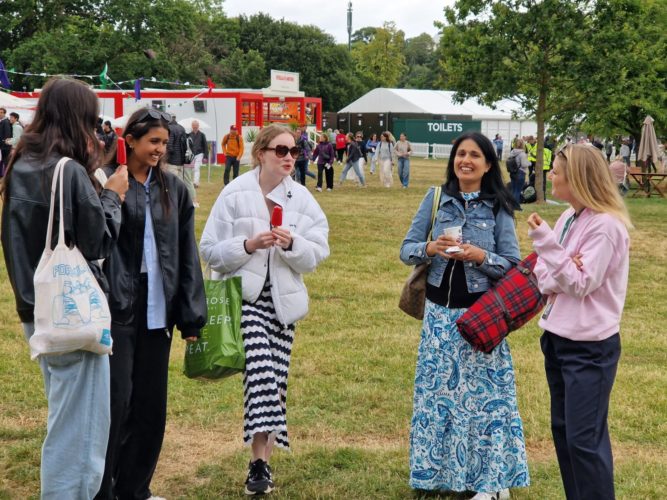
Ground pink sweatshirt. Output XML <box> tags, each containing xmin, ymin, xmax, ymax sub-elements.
<box><xmin>528</xmin><ymin>208</ymin><xmax>629</xmax><ymax>341</ymax></box>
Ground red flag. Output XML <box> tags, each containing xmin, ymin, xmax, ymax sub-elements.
<box><xmin>207</xmin><ymin>78</ymin><xmax>215</xmax><ymax>95</ymax></box>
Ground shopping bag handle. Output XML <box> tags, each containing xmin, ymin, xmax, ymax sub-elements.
<box><xmin>43</xmin><ymin>157</ymin><xmax>71</xmax><ymax>251</ymax></box>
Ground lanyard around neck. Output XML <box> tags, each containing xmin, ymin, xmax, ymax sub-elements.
<box><xmin>559</xmin><ymin>209</ymin><xmax>584</xmax><ymax>245</ymax></box>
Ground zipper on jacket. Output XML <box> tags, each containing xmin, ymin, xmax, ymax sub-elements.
<box><xmin>267</xmin><ymin>241</ymin><xmax>288</xmax><ymax>328</ymax></box>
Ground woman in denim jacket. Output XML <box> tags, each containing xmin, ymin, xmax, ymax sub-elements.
<box><xmin>400</xmin><ymin>132</ymin><xmax>529</xmax><ymax>500</ymax></box>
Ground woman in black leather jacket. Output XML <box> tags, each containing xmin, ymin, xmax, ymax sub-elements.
<box><xmin>1</xmin><ymin>77</ymin><xmax>128</xmax><ymax>499</ymax></box>
<box><xmin>96</xmin><ymin>108</ymin><xmax>207</xmax><ymax>500</ymax></box>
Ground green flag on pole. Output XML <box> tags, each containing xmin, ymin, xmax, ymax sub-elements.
<box><xmin>99</xmin><ymin>63</ymin><xmax>108</xmax><ymax>89</ymax></box>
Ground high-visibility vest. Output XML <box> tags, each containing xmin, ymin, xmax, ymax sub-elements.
<box><xmin>543</xmin><ymin>148</ymin><xmax>553</xmax><ymax>170</ymax></box>
<box><xmin>525</xmin><ymin>142</ymin><xmax>537</xmax><ymax>162</ymax></box>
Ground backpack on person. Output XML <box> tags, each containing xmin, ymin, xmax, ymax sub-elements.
<box><xmin>506</xmin><ymin>154</ymin><xmax>520</xmax><ymax>175</ymax></box>
<box><xmin>521</xmin><ymin>185</ymin><xmax>536</xmax><ymax>203</ymax></box>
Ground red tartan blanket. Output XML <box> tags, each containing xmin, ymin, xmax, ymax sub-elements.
<box><xmin>456</xmin><ymin>252</ymin><xmax>546</xmax><ymax>353</ymax></box>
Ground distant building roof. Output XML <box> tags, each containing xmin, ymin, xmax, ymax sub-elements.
<box><xmin>338</xmin><ymin>88</ymin><xmax>524</xmax><ymax>120</ymax></box>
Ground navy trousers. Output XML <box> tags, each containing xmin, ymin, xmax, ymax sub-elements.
<box><xmin>541</xmin><ymin>331</ymin><xmax>620</xmax><ymax>500</ymax></box>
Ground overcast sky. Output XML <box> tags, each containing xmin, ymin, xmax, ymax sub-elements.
<box><xmin>223</xmin><ymin>0</ymin><xmax>455</xmax><ymax>43</ymax></box>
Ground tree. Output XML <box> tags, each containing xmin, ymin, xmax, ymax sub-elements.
<box><xmin>3</xmin><ymin>0</ymin><xmax>221</xmax><ymax>90</ymax></box>
<box><xmin>237</xmin><ymin>14</ymin><xmax>366</xmax><ymax>111</ymax></box>
<box><xmin>548</xmin><ymin>0</ymin><xmax>667</xmax><ymax>143</ymax></box>
<box><xmin>400</xmin><ymin>33</ymin><xmax>438</xmax><ymax>89</ymax></box>
<box><xmin>437</xmin><ymin>0</ymin><xmax>666</xmax><ymax>202</ymax></box>
<box><xmin>437</xmin><ymin>0</ymin><xmax>590</xmax><ymax>202</ymax></box>
<box><xmin>216</xmin><ymin>48</ymin><xmax>267</xmax><ymax>89</ymax></box>
<box><xmin>351</xmin><ymin>22</ymin><xmax>407</xmax><ymax>89</ymax></box>
<box><xmin>351</xmin><ymin>27</ymin><xmax>378</xmax><ymax>46</ymax></box>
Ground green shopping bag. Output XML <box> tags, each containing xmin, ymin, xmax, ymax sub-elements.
<box><xmin>184</xmin><ymin>276</ymin><xmax>244</xmax><ymax>380</ymax></box>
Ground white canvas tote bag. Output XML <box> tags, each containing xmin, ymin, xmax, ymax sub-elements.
<box><xmin>29</xmin><ymin>157</ymin><xmax>113</xmax><ymax>359</ymax></box>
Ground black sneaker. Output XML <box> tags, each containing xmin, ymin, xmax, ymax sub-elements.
<box><xmin>244</xmin><ymin>459</ymin><xmax>273</xmax><ymax>495</ymax></box>
<box><xmin>264</xmin><ymin>462</ymin><xmax>275</xmax><ymax>490</ymax></box>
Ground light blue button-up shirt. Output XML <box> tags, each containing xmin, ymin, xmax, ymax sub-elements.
<box><xmin>141</xmin><ymin>169</ymin><xmax>167</xmax><ymax>329</ymax></box>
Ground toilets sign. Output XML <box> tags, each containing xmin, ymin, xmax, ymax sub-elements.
<box><xmin>393</xmin><ymin>119</ymin><xmax>481</xmax><ymax>143</ymax></box>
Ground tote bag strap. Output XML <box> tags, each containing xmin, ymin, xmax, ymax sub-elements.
<box><xmin>428</xmin><ymin>186</ymin><xmax>442</xmax><ymax>240</ymax></box>
<box><xmin>43</xmin><ymin>157</ymin><xmax>71</xmax><ymax>251</ymax></box>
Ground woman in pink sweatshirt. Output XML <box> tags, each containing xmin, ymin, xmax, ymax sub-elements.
<box><xmin>527</xmin><ymin>144</ymin><xmax>632</xmax><ymax>500</ymax></box>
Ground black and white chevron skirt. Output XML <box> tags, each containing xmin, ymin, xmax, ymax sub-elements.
<box><xmin>241</xmin><ymin>280</ymin><xmax>295</xmax><ymax>450</ymax></box>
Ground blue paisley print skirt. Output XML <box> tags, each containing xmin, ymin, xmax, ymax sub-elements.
<box><xmin>409</xmin><ymin>300</ymin><xmax>530</xmax><ymax>492</ymax></box>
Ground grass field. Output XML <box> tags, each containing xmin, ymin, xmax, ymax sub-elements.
<box><xmin>1</xmin><ymin>158</ymin><xmax>666</xmax><ymax>499</ymax></box>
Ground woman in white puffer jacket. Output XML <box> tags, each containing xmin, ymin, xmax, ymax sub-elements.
<box><xmin>200</xmin><ymin>124</ymin><xmax>329</xmax><ymax>496</ymax></box>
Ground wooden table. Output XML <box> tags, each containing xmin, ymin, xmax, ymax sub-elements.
<box><xmin>628</xmin><ymin>172</ymin><xmax>667</xmax><ymax>198</ymax></box>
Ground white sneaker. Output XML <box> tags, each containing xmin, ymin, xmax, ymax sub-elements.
<box><xmin>326</xmin><ymin>188</ymin><xmax>332</xmax><ymax>192</ymax></box>
<box><xmin>316</xmin><ymin>187</ymin><xmax>322</xmax><ymax>192</ymax></box>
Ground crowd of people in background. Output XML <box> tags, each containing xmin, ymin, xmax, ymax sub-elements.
<box><xmin>496</xmin><ymin>132</ymin><xmax>667</xmax><ymax>206</ymax></box>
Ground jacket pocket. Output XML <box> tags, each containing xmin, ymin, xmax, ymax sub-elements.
<box><xmin>466</xmin><ymin>218</ymin><xmax>496</xmax><ymax>250</ymax></box>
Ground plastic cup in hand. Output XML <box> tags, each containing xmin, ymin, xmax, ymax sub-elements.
<box><xmin>443</xmin><ymin>225</ymin><xmax>462</xmax><ymax>243</ymax></box>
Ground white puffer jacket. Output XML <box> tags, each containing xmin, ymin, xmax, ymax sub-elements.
<box><xmin>200</xmin><ymin>167</ymin><xmax>329</xmax><ymax>325</ymax></box>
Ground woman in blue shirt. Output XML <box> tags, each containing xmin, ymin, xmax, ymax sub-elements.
<box><xmin>97</xmin><ymin>108</ymin><xmax>207</xmax><ymax>500</ymax></box>
<box><xmin>400</xmin><ymin>132</ymin><xmax>528</xmax><ymax>500</ymax></box>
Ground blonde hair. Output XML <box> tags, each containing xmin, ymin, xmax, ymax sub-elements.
<box><xmin>559</xmin><ymin>144</ymin><xmax>633</xmax><ymax>229</ymax></box>
<box><xmin>250</xmin><ymin>124</ymin><xmax>294</xmax><ymax>166</ymax></box>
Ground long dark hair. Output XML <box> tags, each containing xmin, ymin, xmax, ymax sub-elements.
<box><xmin>1</xmin><ymin>77</ymin><xmax>102</xmax><ymax>196</ymax></box>
<box><xmin>120</xmin><ymin>108</ymin><xmax>172</xmax><ymax>215</ymax></box>
<box><xmin>446</xmin><ymin>132</ymin><xmax>516</xmax><ymax>215</ymax></box>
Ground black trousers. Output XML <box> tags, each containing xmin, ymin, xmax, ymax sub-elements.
<box><xmin>96</xmin><ymin>276</ymin><xmax>173</xmax><ymax>500</ymax></box>
<box><xmin>317</xmin><ymin>163</ymin><xmax>334</xmax><ymax>189</ymax></box>
<box><xmin>295</xmin><ymin>159</ymin><xmax>308</xmax><ymax>185</ymax></box>
<box><xmin>541</xmin><ymin>331</ymin><xmax>620</xmax><ymax>500</ymax></box>
<box><xmin>224</xmin><ymin>155</ymin><xmax>240</xmax><ymax>184</ymax></box>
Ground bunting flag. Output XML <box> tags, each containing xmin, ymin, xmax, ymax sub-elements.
<box><xmin>207</xmin><ymin>77</ymin><xmax>215</xmax><ymax>95</ymax></box>
<box><xmin>0</xmin><ymin>67</ymin><xmax>215</xmax><ymax>91</ymax></box>
<box><xmin>0</xmin><ymin>59</ymin><xmax>12</xmax><ymax>89</ymax></box>
<box><xmin>134</xmin><ymin>79</ymin><xmax>141</xmax><ymax>101</ymax></box>
<box><xmin>99</xmin><ymin>63</ymin><xmax>108</xmax><ymax>89</ymax></box>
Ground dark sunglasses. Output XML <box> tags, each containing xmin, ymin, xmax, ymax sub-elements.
<box><xmin>557</xmin><ymin>144</ymin><xmax>570</xmax><ymax>160</ymax></box>
<box><xmin>135</xmin><ymin>108</ymin><xmax>172</xmax><ymax>123</ymax></box>
<box><xmin>264</xmin><ymin>145</ymin><xmax>300</xmax><ymax>158</ymax></box>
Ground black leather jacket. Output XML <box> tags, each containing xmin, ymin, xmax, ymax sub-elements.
<box><xmin>1</xmin><ymin>155</ymin><xmax>122</xmax><ymax>323</ymax></box>
<box><xmin>166</xmin><ymin>122</ymin><xmax>187</xmax><ymax>166</ymax></box>
<box><xmin>102</xmin><ymin>167</ymin><xmax>206</xmax><ymax>338</ymax></box>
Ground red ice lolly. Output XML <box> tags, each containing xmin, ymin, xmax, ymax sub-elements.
<box><xmin>116</xmin><ymin>137</ymin><xmax>127</xmax><ymax>165</ymax></box>
<box><xmin>271</xmin><ymin>205</ymin><xmax>283</xmax><ymax>227</ymax></box>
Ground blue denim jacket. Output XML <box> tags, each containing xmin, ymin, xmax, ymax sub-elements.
<box><xmin>400</xmin><ymin>187</ymin><xmax>520</xmax><ymax>293</ymax></box>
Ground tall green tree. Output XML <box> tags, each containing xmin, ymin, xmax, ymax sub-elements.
<box><xmin>438</xmin><ymin>0</ymin><xmax>589</xmax><ymax>202</ymax></box>
<box><xmin>3</xmin><ymin>0</ymin><xmax>220</xmax><ymax>90</ymax></box>
<box><xmin>351</xmin><ymin>27</ymin><xmax>378</xmax><ymax>45</ymax></box>
<box><xmin>549</xmin><ymin>0</ymin><xmax>667</xmax><ymax>143</ymax></box>
<box><xmin>351</xmin><ymin>22</ymin><xmax>407</xmax><ymax>89</ymax></box>
<box><xmin>438</xmin><ymin>0</ymin><xmax>666</xmax><ymax>201</ymax></box>
<box><xmin>236</xmin><ymin>14</ymin><xmax>366</xmax><ymax>111</ymax></box>
<box><xmin>400</xmin><ymin>33</ymin><xmax>438</xmax><ymax>89</ymax></box>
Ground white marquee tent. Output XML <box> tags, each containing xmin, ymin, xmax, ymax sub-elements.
<box><xmin>338</xmin><ymin>88</ymin><xmax>538</xmax><ymax>148</ymax></box>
